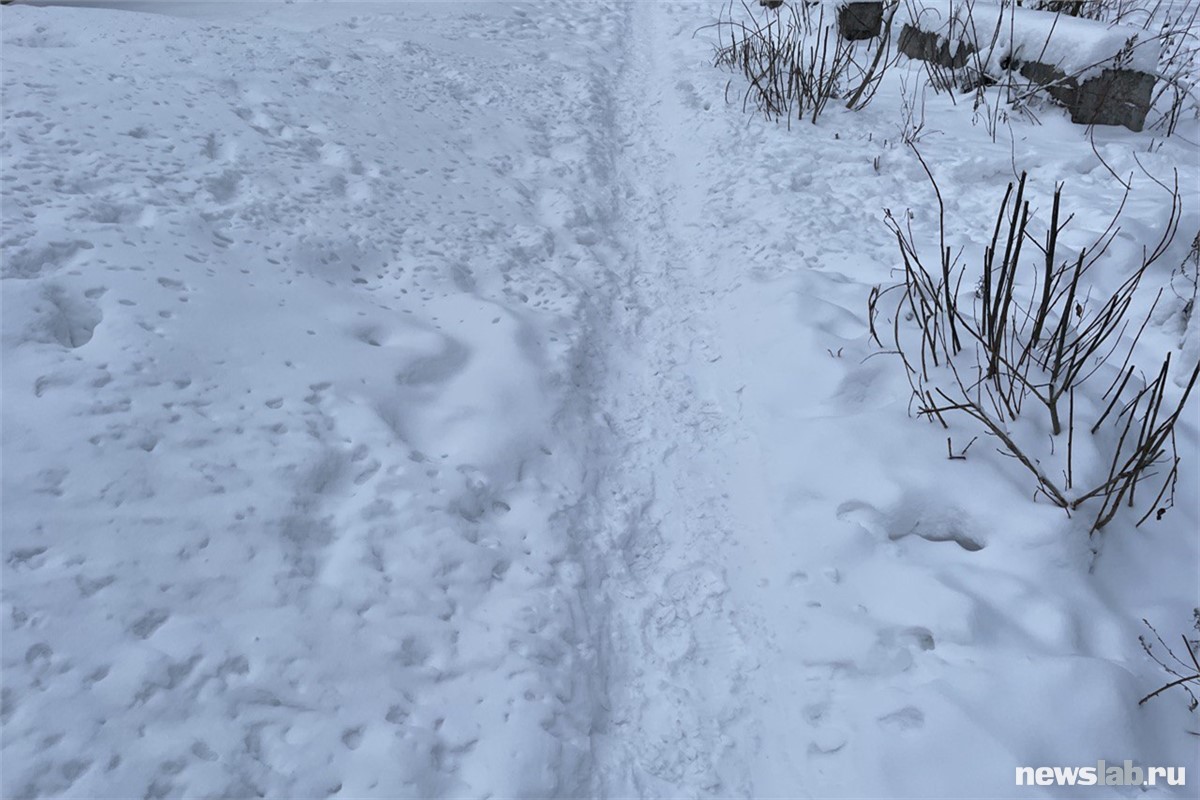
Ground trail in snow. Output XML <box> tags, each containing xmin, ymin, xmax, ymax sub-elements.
<box><xmin>579</xmin><ymin>2</ymin><xmax>759</xmax><ymax>795</ymax></box>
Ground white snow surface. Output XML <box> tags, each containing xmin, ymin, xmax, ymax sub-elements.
<box><xmin>2</xmin><ymin>1</ymin><xmax>1198</xmax><ymax>798</ymax></box>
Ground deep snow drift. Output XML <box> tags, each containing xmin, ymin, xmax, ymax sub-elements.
<box><xmin>2</xmin><ymin>1</ymin><xmax>1198</xmax><ymax>798</ymax></box>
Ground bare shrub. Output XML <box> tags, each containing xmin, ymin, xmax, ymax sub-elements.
<box><xmin>869</xmin><ymin>150</ymin><xmax>1197</xmax><ymax>531</ymax></box>
<box><xmin>708</xmin><ymin>0</ymin><xmax>899</xmax><ymax>124</ymax></box>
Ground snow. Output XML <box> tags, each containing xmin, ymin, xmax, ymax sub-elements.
<box><xmin>2</xmin><ymin>0</ymin><xmax>1198</xmax><ymax>798</ymax></box>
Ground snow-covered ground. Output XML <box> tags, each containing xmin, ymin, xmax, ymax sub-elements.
<box><xmin>2</xmin><ymin>1</ymin><xmax>1197</xmax><ymax>798</ymax></box>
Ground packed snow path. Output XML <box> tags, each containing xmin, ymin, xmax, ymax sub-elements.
<box><xmin>4</xmin><ymin>1</ymin><xmax>1198</xmax><ymax>798</ymax></box>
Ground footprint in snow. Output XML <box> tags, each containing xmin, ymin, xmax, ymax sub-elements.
<box><xmin>3</xmin><ymin>240</ymin><xmax>95</xmax><ymax>280</ymax></box>
<box><xmin>877</xmin><ymin>705</ymin><xmax>925</xmax><ymax>731</ymax></box>
<box><xmin>33</xmin><ymin>284</ymin><xmax>102</xmax><ymax>349</ymax></box>
<box><xmin>836</xmin><ymin>496</ymin><xmax>986</xmax><ymax>552</ymax></box>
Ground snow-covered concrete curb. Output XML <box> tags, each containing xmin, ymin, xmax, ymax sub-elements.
<box><xmin>896</xmin><ymin>0</ymin><xmax>1161</xmax><ymax>130</ymax></box>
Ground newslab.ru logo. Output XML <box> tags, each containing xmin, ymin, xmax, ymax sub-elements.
<box><xmin>1016</xmin><ymin>761</ymin><xmax>1186</xmax><ymax>787</ymax></box>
